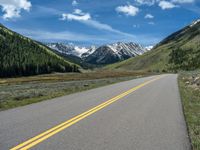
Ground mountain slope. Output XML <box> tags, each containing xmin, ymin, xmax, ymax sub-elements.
<box><xmin>106</xmin><ymin>19</ymin><xmax>200</xmax><ymax>72</ymax></box>
<box><xmin>85</xmin><ymin>42</ymin><xmax>147</xmax><ymax>65</ymax></box>
<box><xmin>0</xmin><ymin>24</ymin><xmax>79</xmax><ymax>77</ymax></box>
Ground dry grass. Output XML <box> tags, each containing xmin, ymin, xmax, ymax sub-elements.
<box><xmin>0</xmin><ymin>70</ymin><xmax>150</xmax><ymax>85</ymax></box>
<box><xmin>0</xmin><ymin>70</ymin><xmax>153</xmax><ymax>110</ymax></box>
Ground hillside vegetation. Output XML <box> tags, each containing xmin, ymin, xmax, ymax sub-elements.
<box><xmin>178</xmin><ymin>71</ymin><xmax>200</xmax><ymax>149</ymax></box>
<box><xmin>0</xmin><ymin>24</ymin><xmax>79</xmax><ymax>77</ymax></box>
<box><xmin>106</xmin><ymin>20</ymin><xmax>200</xmax><ymax>72</ymax></box>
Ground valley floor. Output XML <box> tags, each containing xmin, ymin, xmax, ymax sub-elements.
<box><xmin>0</xmin><ymin>71</ymin><xmax>150</xmax><ymax>110</ymax></box>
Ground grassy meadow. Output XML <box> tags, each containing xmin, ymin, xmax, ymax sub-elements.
<box><xmin>0</xmin><ymin>71</ymin><xmax>151</xmax><ymax>110</ymax></box>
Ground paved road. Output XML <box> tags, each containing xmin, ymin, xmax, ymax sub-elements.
<box><xmin>0</xmin><ymin>74</ymin><xmax>191</xmax><ymax>150</ymax></box>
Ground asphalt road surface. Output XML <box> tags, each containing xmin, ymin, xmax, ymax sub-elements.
<box><xmin>0</xmin><ymin>74</ymin><xmax>191</xmax><ymax>150</ymax></box>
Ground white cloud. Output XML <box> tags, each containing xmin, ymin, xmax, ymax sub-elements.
<box><xmin>61</xmin><ymin>9</ymin><xmax>91</xmax><ymax>21</ymax></box>
<box><xmin>73</xmin><ymin>9</ymin><xmax>81</xmax><ymax>14</ymax></box>
<box><xmin>116</xmin><ymin>4</ymin><xmax>139</xmax><ymax>16</ymax></box>
<box><xmin>61</xmin><ymin>9</ymin><xmax>135</xmax><ymax>38</ymax></box>
<box><xmin>171</xmin><ymin>0</ymin><xmax>194</xmax><ymax>4</ymax></box>
<box><xmin>72</xmin><ymin>0</ymin><xmax>78</xmax><ymax>6</ymax></box>
<box><xmin>73</xmin><ymin>9</ymin><xmax>84</xmax><ymax>15</ymax></box>
<box><xmin>159</xmin><ymin>1</ymin><xmax>178</xmax><ymax>10</ymax></box>
<box><xmin>0</xmin><ymin>0</ymin><xmax>31</xmax><ymax>19</ymax></box>
<box><xmin>145</xmin><ymin>13</ymin><xmax>154</xmax><ymax>19</ymax></box>
<box><xmin>61</xmin><ymin>13</ymin><xmax>91</xmax><ymax>21</ymax></box>
<box><xmin>135</xmin><ymin>0</ymin><xmax>156</xmax><ymax>6</ymax></box>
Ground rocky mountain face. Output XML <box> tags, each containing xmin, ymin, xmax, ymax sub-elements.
<box><xmin>85</xmin><ymin>42</ymin><xmax>147</xmax><ymax>64</ymax></box>
<box><xmin>46</xmin><ymin>42</ymin><xmax>147</xmax><ymax>65</ymax></box>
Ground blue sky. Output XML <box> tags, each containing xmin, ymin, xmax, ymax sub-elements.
<box><xmin>0</xmin><ymin>0</ymin><xmax>199</xmax><ymax>46</ymax></box>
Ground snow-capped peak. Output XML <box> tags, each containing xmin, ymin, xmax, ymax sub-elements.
<box><xmin>190</xmin><ymin>19</ymin><xmax>200</xmax><ymax>27</ymax></box>
<box><xmin>85</xmin><ymin>42</ymin><xmax>147</xmax><ymax>65</ymax></box>
<box><xmin>74</xmin><ymin>46</ymin><xmax>89</xmax><ymax>57</ymax></box>
<box><xmin>145</xmin><ymin>45</ymin><xmax>154</xmax><ymax>51</ymax></box>
<box><xmin>46</xmin><ymin>43</ymin><xmax>96</xmax><ymax>58</ymax></box>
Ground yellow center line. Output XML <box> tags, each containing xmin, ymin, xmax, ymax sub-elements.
<box><xmin>10</xmin><ymin>76</ymin><xmax>163</xmax><ymax>150</ymax></box>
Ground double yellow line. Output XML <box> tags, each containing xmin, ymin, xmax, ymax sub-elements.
<box><xmin>11</xmin><ymin>76</ymin><xmax>162</xmax><ymax>150</ymax></box>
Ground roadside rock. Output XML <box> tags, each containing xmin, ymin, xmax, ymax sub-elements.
<box><xmin>185</xmin><ymin>81</ymin><xmax>190</xmax><ymax>85</ymax></box>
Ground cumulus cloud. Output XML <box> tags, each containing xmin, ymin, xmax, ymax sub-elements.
<box><xmin>159</xmin><ymin>1</ymin><xmax>178</xmax><ymax>10</ymax></box>
<box><xmin>135</xmin><ymin>0</ymin><xmax>156</xmax><ymax>6</ymax></box>
<box><xmin>73</xmin><ymin>9</ymin><xmax>84</xmax><ymax>15</ymax></box>
<box><xmin>0</xmin><ymin>0</ymin><xmax>31</xmax><ymax>19</ymax></box>
<box><xmin>61</xmin><ymin>9</ymin><xmax>91</xmax><ymax>21</ymax></box>
<box><xmin>171</xmin><ymin>0</ymin><xmax>194</xmax><ymax>3</ymax></box>
<box><xmin>135</xmin><ymin>0</ymin><xmax>192</xmax><ymax>10</ymax></box>
<box><xmin>145</xmin><ymin>13</ymin><xmax>154</xmax><ymax>19</ymax></box>
<box><xmin>116</xmin><ymin>4</ymin><xmax>139</xmax><ymax>16</ymax></box>
<box><xmin>72</xmin><ymin>0</ymin><xmax>78</xmax><ymax>6</ymax></box>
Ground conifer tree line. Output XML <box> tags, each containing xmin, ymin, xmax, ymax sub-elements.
<box><xmin>0</xmin><ymin>25</ymin><xmax>79</xmax><ymax>77</ymax></box>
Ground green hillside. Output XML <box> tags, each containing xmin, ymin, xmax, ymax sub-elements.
<box><xmin>0</xmin><ymin>24</ymin><xmax>80</xmax><ymax>77</ymax></box>
<box><xmin>106</xmin><ymin>20</ymin><xmax>200</xmax><ymax>72</ymax></box>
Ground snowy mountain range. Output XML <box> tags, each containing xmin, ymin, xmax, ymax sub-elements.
<box><xmin>46</xmin><ymin>43</ymin><xmax>96</xmax><ymax>58</ymax></box>
<box><xmin>46</xmin><ymin>42</ymin><xmax>148</xmax><ymax>65</ymax></box>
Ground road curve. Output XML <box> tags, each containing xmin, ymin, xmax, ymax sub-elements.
<box><xmin>0</xmin><ymin>74</ymin><xmax>191</xmax><ymax>150</ymax></box>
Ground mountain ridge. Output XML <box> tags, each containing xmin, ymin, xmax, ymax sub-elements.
<box><xmin>85</xmin><ymin>42</ymin><xmax>147</xmax><ymax>65</ymax></box>
<box><xmin>106</xmin><ymin>19</ymin><xmax>200</xmax><ymax>72</ymax></box>
<box><xmin>47</xmin><ymin>42</ymin><xmax>147</xmax><ymax>65</ymax></box>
